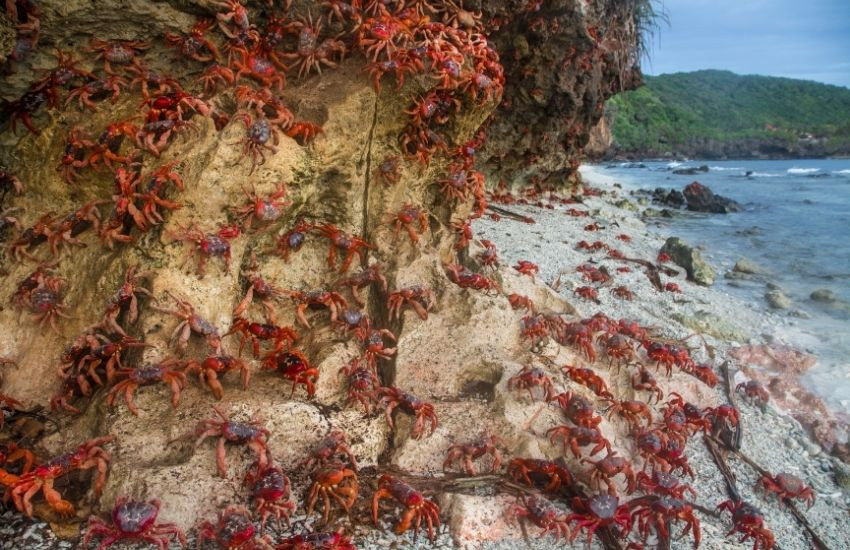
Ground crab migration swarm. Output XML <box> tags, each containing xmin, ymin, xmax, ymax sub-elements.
<box><xmin>0</xmin><ymin>1</ymin><xmax>819</xmax><ymax>549</ymax></box>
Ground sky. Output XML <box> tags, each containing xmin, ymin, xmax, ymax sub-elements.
<box><xmin>642</xmin><ymin>0</ymin><xmax>850</xmax><ymax>88</ymax></box>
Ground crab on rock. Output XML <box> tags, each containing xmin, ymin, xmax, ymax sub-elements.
<box><xmin>82</xmin><ymin>498</ymin><xmax>186</xmax><ymax>549</ymax></box>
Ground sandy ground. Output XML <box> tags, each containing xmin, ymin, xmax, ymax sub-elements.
<box><xmin>2</xmin><ymin>165</ymin><xmax>849</xmax><ymax>549</ymax></box>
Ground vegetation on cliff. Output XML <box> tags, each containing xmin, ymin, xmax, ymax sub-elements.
<box><xmin>607</xmin><ymin>70</ymin><xmax>850</xmax><ymax>157</ymax></box>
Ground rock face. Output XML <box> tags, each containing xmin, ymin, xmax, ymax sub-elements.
<box><xmin>683</xmin><ymin>181</ymin><xmax>742</xmax><ymax>213</ymax></box>
<box><xmin>0</xmin><ymin>0</ymin><xmax>647</xmax><ymax>544</ymax></box>
<box><xmin>660</xmin><ymin>237</ymin><xmax>716</xmax><ymax>286</ymax></box>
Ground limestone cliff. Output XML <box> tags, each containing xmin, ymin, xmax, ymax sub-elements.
<box><xmin>0</xmin><ymin>0</ymin><xmax>643</xmax><ymax>545</ymax></box>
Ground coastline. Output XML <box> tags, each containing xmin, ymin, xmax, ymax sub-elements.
<box><xmin>469</xmin><ymin>164</ymin><xmax>850</xmax><ymax>549</ymax></box>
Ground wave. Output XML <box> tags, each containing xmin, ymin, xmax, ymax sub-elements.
<box><xmin>788</xmin><ymin>167</ymin><xmax>821</xmax><ymax>174</ymax></box>
<box><xmin>666</xmin><ymin>161</ymin><xmax>683</xmax><ymax>168</ymax></box>
<box><xmin>747</xmin><ymin>172</ymin><xmax>783</xmax><ymax>178</ymax></box>
<box><xmin>709</xmin><ymin>166</ymin><xmax>745</xmax><ymax>171</ymax></box>
<box><xmin>834</xmin><ymin>169</ymin><xmax>850</xmax><ymax>176</ymax></box>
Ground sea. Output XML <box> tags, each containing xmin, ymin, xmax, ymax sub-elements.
<box><xmin>595</xmin><ymin>159</ymin><xmax>850</xmax><ymax>411</ymax></box>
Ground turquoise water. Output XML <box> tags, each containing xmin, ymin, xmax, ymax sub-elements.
<box><xmin>597</xmin><ymin>159</ymin><xmax>850</xmax><ymax>408</ymax></box>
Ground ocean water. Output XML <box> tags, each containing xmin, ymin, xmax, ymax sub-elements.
<box><xmin>596</xmin><ymin>159</ymin><xmax>850</xmax><ymax>409</ymax></box>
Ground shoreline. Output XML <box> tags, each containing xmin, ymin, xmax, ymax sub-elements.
<box><xmin>471</xmin><ymin>165</ymin><xmax>850</xmax><ymax>548</ymax></box>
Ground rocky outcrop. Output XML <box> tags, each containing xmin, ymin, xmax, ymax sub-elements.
<box><xmin>659</xmin><ymin>237</ymin><xmax>716</xmax><ymax>286</ymax></box>
<box><xmin>682</xmin><ymin>181</ymin><xmax>741</xmax><ymax>213</ymax></box>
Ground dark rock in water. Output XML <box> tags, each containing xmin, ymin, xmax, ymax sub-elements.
<box><xmin>651</xmin><ymin>187</ymin><xmax>685</xmax><ymax>208</ymax></box>
<box><xmin>765</xmin><ymin>289</ymin><xmax>792</xmax><ymax>309</ymax></box>
<box><xmin>672</xmin><ymin>165</ymin><xmax>709</xmax><ymax>175</ymax></box>
<box><xmin>733</xmin><ymin>258</ymin><xmax>765</xmax><ymax>275</ymax></box>
<box><xmin>660</xmin><ymin>237</ymin><xmax>716</xmax><ymax>286</ymax></box>
<box><xmin>810</xmin><ymin>289</ymin><xmax>837</xmax><ymax>303</ymax></box>
<box><xmin>683</xmin><ymin>181</ymin><xmax>741</xmax><ymax>213</ymax></box>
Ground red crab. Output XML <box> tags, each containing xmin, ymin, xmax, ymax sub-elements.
<box><xmin>335</xmin><ymin>263</ymin><xmax>388</xmax><ymax>307</ymax></box>
<box><xmin>106</xmin><ymin>360</ymin><xmax>187</xmax><ymax>416</ymax></box>
<box><xmin>306</xmin><ymin>465</ymin><xmax>359</xmax><ymax>523</ymax></box>
<box><xmin>582</xmin><ymin>452</ymin><xmax>637</xmax><ymax>496</ymax></box>
<box><xmin>100</xmin><ymin>265</ymin><xmax>152</xmax><ymax>336</ymax></box>
<box><xmin>569</xmin><ymin>494</ymin><xmax>632</xmax><ymax>544</ymax></box>
<box><xmin>244</xmin><ymin>461</ymin><xmax>295</xmax><ymax>530</ymax></box>
<box><xmin>573</xmin><ymin>286</ymin><xmax>599</xmax><ymax>302</ymax></box>
<box><xmin>664</xmin><ymin>282</ymin><xmax>682</xmax><ymax>293</ymax></box>
<box><xmin>631</xmin><ymin>496</ymin><xmax>701</xmax><ymax>549</ymax></box>
<box><xmin>716</xmin><ymin>500</ymin><xmax>775</xmax><ymax>550</ymax></box>
<box><xmin>85</xmin><ymin>120</ymin><xmax>138</xmax><ymax>169</ymax></box>
<box><xmin>226</xmin><ymin>317</ymin><xmax>298</xmax><ymax>358</ymax></box>
<box><xmin>135</xmin><ymin>118</ymin><xmax>198</xmax><ymax>157</ymax></box>
<box><xmin>507</xmin><ymin>458</ymin><xmax>574</xmax><ymax>492</ymax></box>
<box><xmin>508</xmin><ymin>494</ymin><xmax>571</xmax><ymax>540</ymax></box>
<box><xmin>508</xmin><ymin>293</ymin><xmax>536</xmax><ymax>313</ymax></box>
<box><xmin>170</xmin><ymin>222</ymin><xmax>241</xmax><ymax>277</ymax></box>
<box><xmin>283</xmin><ymin>11</ymin><xmax>347</xmax><ymax>78</ymax></box>
<box><xmin>691</xmin><ymin>363</ymin><xmax>719</xmax><ymax>387</ymax></box>
<box><xmin>379</xmin><ymin>386</ymin><xmax>437</xmax><ymax>439</ymax></box>
<box><xmin>153</xmin><ymin>290</ymin><xmax>223</xmax><ymax>353</ymax></box>
<box><xmin>185</xmin><ymin>355</ymin><xmax>251</xmax><ymax>400</ymax></box>
<box><xmin>234</xmin><ymin>258</ymin><xmax>288</xmax><ymax>322</ymax></box>
<box><xmin>551</xmin><ymin>391</ymin><xmax>602</xmax><ymax>428</ymax></box>
<box><xmin>477</xmin><ymin>239</ymin><xmax>499</xmax><ymax>269</ymax></box>
<box><xmin>340</xmin><ymin>357</ymin><xmax>380</xmax><ymax>412</ymax></box>
<box><xmin>56</xmin><ymin>128</ymin><xmax>90</xmax><ymax>183</ymax></box>
<box><xmin>262</xmin><ymin>349</ymin><xmax>318</xmax><ymax>398</ymax></box>
<box><xmin>372</xmin><ymin>475</ymin><xmax>440</xmax><ymax>541</ymax></box>
<box><xmin>288</xmin><ymin>288</ymin><xmax>348</xmax><ymax>329</ymax></box>
<box><xmin>736</xmin><ymin>380</ymin><xmax>770</xmax><ymax>407</ymax></box>
<box><xmin>272</xmin><ymin>218</ymin><xmax>313</xmax><ymax>260</ymax></box>
<box><xmin>275</xmin><ymin>532</ymin><xmax>355</xmax><ymax>550</ymax></box>
<box><xmin>230</xmin><ymin>182</ymin><xmax>291</xmax><ymax>231</ymax></box>
<box><xmin>507</xmin><ymin>365</ymin><xmax>555</xmax><ymax>401</ymax></box>
<box><xmin>8</xmin><ymin>212</ymin><xmax>56</xmax><ymax>262</ymax></box>
<box><xmin>233</xmin><ymin>49</ymin><xmax>286</xmax><ymax>91</ymax></box>
<box><xmin>197</xmin><ymin>506</ymin><xmax>271</xmax><ymax>549</ymax></box>
<box><xmin>631</xmin><ymin>365</ymin><xmax>664</xmax><ymax>403</ymax></box>
<box><xmin>64</xmin><ymin>75</ymin><xmax>127</xmax><ymax>111</ymax></box>
<box><xmin>387</xmin><ymin>285</ymin><xmax>434</xmax><ymax>321</ymax></box>
<box><xmin>611</xmin><ymin>285</ymin><xmax>633</xmax><ymax>300</ymax></box>
<box><xmin>26</xmin><ymin>276</ymin><xmax>71</xmax><ymax>333</ymax></box>
<box><xmin>302</xmin><ymin>431</ymin><xmax>358</xmax><ymax>472</ymax></box>
<box><xmin>192</xmin><ymin>404</ymin><xmax>270</xmax><ymax>477</ymax></box>
<box><xmin>45</xmin><ymin>199</ymin><xmax>106</xmax><ymax>257</ymax></box>
<box><xmin>232</xmin><ymin>113</ymin><xmax>281</xmax><ymax>174</ymax></box>
<box><xmin>547</xmin><ymin>425</ymin><xmax>611</xmax><ymax>459</ymax></box>
<box><xmin>636</xmin><ymin>470</ymin><xmax>697</xmax><ymax>500</ymax></box>
<box><xmin>198</xmin><ymin>63</ymin><xmax>236</xmax><ymax>93</ymax></box>
<box><xmin>705</xmin><ymin>404</ymin><xmax>740</xmax><ymax>430</ymax></box>
<box><xmin>444</xmin><ymin>263</ymin><xmax>499</xmax><ymax>294</ymax></box>
<box><xmin>756</xmin><ymin>472</ymin><xmax>815</xmax><ymax>509</ymax></box>
<box><xmin>11</xmin><ymin>436</ymin><xmax>114</xmax><ymax>518</ymax></box>
<box><xmin>127</xmin><ymin>64</ymin><xmax>181</xmax><ymax>100</ymax></box>
<box><xmin>214</xmin><ymin>0</ymin><xmax>251</xmax><ymax>37</ymax></box>
<box><xmin>165</xmin><ymin>18</ymin><xmax>221</xmax><ymax>63</ymax></box>
<box><xmin>562</xmin><ymin>365</ymin><xmax>613</xmax><ymax>399</ymax></box>
<box><xmin>87</xmin><ymin>38</ymin><xmax>149</xmax><ymax>74</ymax></box>
<box><xmin>388</xmin><ymin>203</ymin><xmax>428</xmax><ymax>244</ymax></box>
<box><xmin>514</xmin><ymin>260</ymin><xmax>539</xmax><ymax>280</ymax></box>
<box><xmin>375</xmin><ymin>155</ymin><xmax>401</xmax><ymax>185</ymax></box>
<box><xmin>605</xmin><ymin>399</ymin><xmax>653</xmax><ymax>431</ymax></box>
<box><xmin>315</xmin><ymin>223</ymin><xmax>372</xmax><ymax>273</ymax></box>
<box><xmin>443</xmin><ymin>433</ymin><xmax>503</xmax><ymax>475</ymax></box>
<box><xmin>82</xmin><ymin>498</ymin><xmax>186</xmax><ymax>549</ymax></box>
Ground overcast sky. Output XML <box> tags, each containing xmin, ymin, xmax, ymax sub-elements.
<box><xmin>642</xmin><ymin>0</ymin><xmax>850</xmax><ymax>88</ymax></box>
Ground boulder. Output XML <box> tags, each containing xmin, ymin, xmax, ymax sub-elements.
<box><xmin>672</xmin><ymin>165</ymin><xmax>709</xmax><ymax>175</ymax></box>
<box><xmin>733</xmin><ymin>258</ymin><xmax>765</xmax><ymax>275</ymax></box>
<box><xmin>765</xmin><ymin>289</ymin><xmax>792</xmax><ymax>309</ymax></box>
<box><xmin>660</xmin><ymin>237</ymin><xmax>716</xmax><ymax>286</ymax></box>
<box><xmin>683</xmin><ymin>181</ymin><xmax>741</xmax><ymax>213</ymax></box>
<box><xmin>810</xmin><ymin>289</ymin><xmax>837</xmax><ymax>303</ymax></box>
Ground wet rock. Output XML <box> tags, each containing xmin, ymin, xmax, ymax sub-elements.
<box><xmin>651</xmin><ymin>187</ymin><xmax>686</xmax><ymax>208</ymax></box>
<box><xmin>834</xmin><ymin>462</ymin><xmax>850</xmax><ymax>490</ymax></box>
<box><xmin>660</xmin><ymin>237</ymin><xmax>716</xmax><ymax>286</ymax></box>
<box><xmin>734</xmin><ymin>258</ymin><xmax>765</xmax><ymax>275</ymax></box>
<box><xmin>613</xmin><ymin>198</ymin><xmax>638</xmax><ymax>211</ymax></box>
<box><xmin>725</xmin><ymin>270</ymin><xmax>753</xmax><ymax>281</ymax></box>
<box><xmin>672</xmin><ymin>165</ymin><xmax>709</xmax><ymax>175</ymax></box>
<box><xmin>683</xmin><ymin>181</ymin><xmax>742</xmax><ymax>213</ymax></box>
<box><xmin>765</xmin><ymin>290</ymin><xmax>792</xmax><ymax>309</ymax></box>
<box><xmin>672</xmin><ymin>310</ymin><xmax>750</xmax><ymax>342</ymax></box>
<box><xmin>810</xmin><ymin>289</ymin><xmax>837</xmax><ymax>303</ymax></box>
